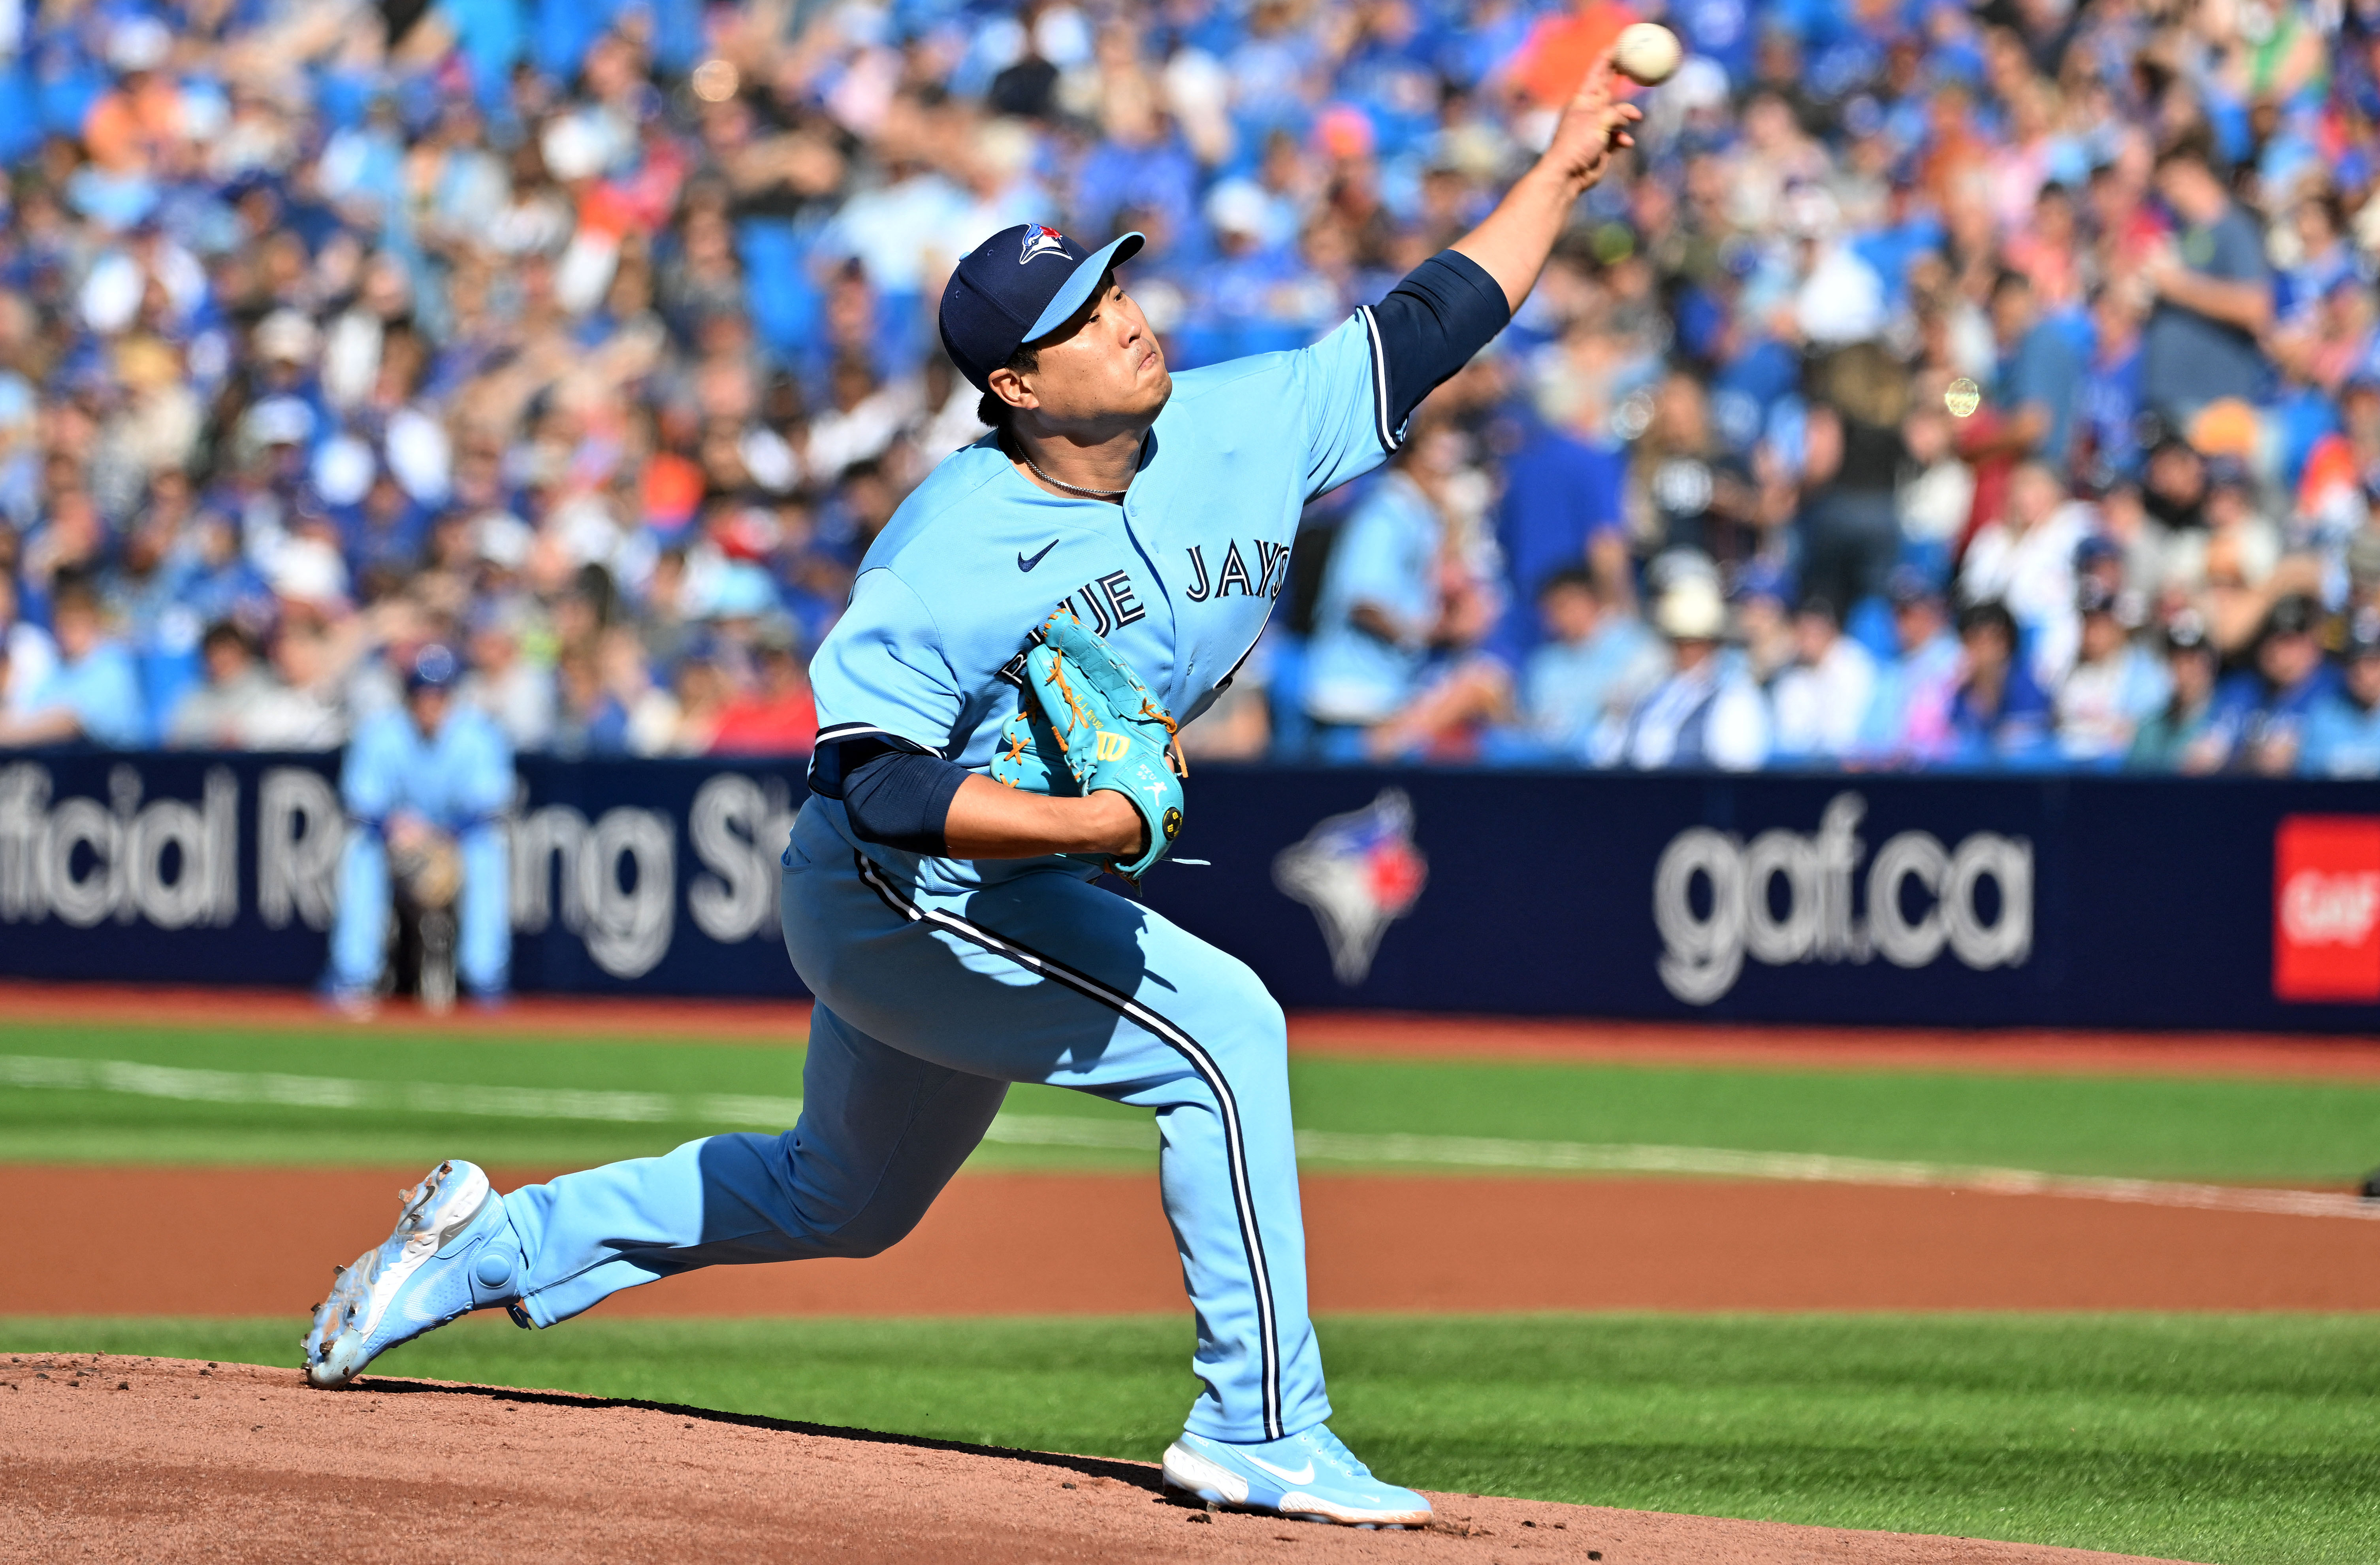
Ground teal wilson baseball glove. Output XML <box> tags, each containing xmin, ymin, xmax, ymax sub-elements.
<box><xmin>986</xmin><ymin>606</ymin><xmax>1186</xmax><ymax>881</ymax></box>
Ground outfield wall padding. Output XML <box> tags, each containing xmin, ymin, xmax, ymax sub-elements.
<box><xmin>0</xmin><ymin>751</ymin><xmax>2372</xmax><ymax>1033</ymax></box>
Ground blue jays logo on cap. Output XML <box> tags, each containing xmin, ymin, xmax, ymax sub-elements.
<box><xmin>1020</xmin><ymin>224</ymin><xmax>1070</xmax><ymax>264</ymax></box>
<box><xmin>939</xmin><ymin>223</ymin><xmax>1146</xmax><ymax>393</ymax></box>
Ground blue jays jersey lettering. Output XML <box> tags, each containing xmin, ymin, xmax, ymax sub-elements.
<box><xmin>807</xmin><ymin>311</ymin><xmax>1394</xmax><ymax>869</ymax></box>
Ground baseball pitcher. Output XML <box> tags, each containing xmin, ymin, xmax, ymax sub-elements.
<box><xmin>304</xmin><ymin>55</ymin><xmax>1641</xmax><ymax>1529</ymax></box>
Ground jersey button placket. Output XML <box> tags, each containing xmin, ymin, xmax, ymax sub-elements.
<box><xmin>1116</xmin><ymin>489</ymin><xmax>1184</xmax><ymax>698</ymax></box>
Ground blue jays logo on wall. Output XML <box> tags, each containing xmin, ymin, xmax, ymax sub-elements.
<box><xmin>1271</xmin><ymin>789</ymin><xmax>1428</xmax><ymax>985</ymax></box>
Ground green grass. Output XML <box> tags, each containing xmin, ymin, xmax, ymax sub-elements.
<box><xmin>9</xmin><ymin>1312</ymin><xmax>2377</xmax><ymax>1565</ymax></box>
<box><xmin>5</xmin><ymin>1020</ymin><xmax>2377</xmax><ymax>1185</ymax></box>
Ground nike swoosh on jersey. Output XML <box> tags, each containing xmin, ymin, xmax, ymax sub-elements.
<box><xmin>1243</xmin><ymin>1454</ymin><xmax>1317</xmax><ymax>1486</ymax></box>
<box><xmin>1017</xmin><ymin>540</ymin><xmax>1059</xmax><ymax>571</ymax></box>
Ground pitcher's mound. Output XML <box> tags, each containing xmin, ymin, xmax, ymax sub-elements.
<box><xmin>1</xmin><ymin>1356</ymin><xmax>2190</xmax><ymax>1565</ymax></box>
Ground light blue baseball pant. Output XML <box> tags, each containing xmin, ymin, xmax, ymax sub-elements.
<box><xmin>328</xmin><ymin>823</ymin><xmax>510</xmax><ymax>996</ymax></box>
<box><xmin>498</xmin><ymin>805</ymin><xmax>1327</xmax><ymax>1444</ymax></box>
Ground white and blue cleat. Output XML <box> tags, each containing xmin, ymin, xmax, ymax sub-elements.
<box><xmin>303</xmin><ymin>1160</ymin><xmax>525</xmax><ymax>1389</ymax></box>
<box><xmin>1161</xmin><ymin>1424</ymin><xmax>1433</xmax><ymax>1528</ymax></box>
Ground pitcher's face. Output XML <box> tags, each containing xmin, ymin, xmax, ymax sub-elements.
<box><xmin>1021</xmin><ymin>278</ymin><xmax>1172</xmax><ymax>428</ymax></box>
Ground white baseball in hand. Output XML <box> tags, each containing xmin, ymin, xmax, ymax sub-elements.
<box><xmin>1612</xmin><ymin>22</ymin><xmax>1684</xmax><ymax>85</ymax></box>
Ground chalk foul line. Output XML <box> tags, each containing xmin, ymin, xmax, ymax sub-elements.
<box><xmin>5</xmin><ymin>1054</ymin><xmax>2374</xmax><ymax>1222</ymax></box>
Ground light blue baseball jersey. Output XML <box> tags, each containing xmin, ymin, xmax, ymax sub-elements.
<box><xmin>492</xmin><ymin>316</ymin><xmax>1404</xmax><ymax>1450</ymax></box>
<box><xmin>807</xmin><ymin>313</ymin><xmax>1396</xmax><ymax>873</ymax></box>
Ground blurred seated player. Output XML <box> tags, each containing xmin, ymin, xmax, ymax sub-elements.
<box><xmin>1593</xmin><ymin>573</ymin><xmax>1770</xmax><ymax>771</ymax></box>
<box><xmin>0</xmin><ymin>571</ymin><xmax>148</xmax><ymax>748</ymax></box>
<box><xmin>327</xmin><ymin>643</ymin><xmax>512</xmax><ymax>1011</ymax></box>
<box><xmin>2298</xmin><ymin>611</ymin><xmax>2380</xmax><ymax>777</ymax></box>
<box><xmin>2183</xmin><ymin>594</ymin><xmax>2337</xmax><ymax>775</ymax></box>
<box><xmin>1768</xmin><ymin>596</ymin><xmax>1877</xmax><ymax>763</ymax></box>
<box><xmin>2126</xmin><ymin>611</ymin><xmax>2222</xmax><ymax>771</ymax></box>
<box><xmin>1943</xmin><ymin>599</ymin><xmax>2055</xmax><ymax>768</ymax></box>
<box><xmin>2054</xmin><ymin>578</ymin><xmax>2170</xmax><ymax>767</ymax></box>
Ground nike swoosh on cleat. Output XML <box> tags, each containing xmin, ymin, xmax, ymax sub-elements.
<box><xmin>1243</xmin><ymin>1454</ymin><xmax>1317</xmax><ymax>1485</ymax></box>
<box><xmin>1017</xmin><ymin>540</ymin><xmax>1059</xmax><ymax>571</ymax></box>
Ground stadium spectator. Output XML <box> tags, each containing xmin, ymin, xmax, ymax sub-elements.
<box><xmin>1944</xmin><ymin>599</ymin><xmax>2054</xmax><ymax>767</ymax></box>
<box><xmin>1797</xmin><ymin>344</ymin><xmax>1909</xmax><ymax>621</ymax></box>
<box><xmin>2128</xmin><ymin>612</ymin><xmax>2222</xmax><ymax>773</ymax></box>
<box><xmin>709</xmin><ymin>619</ymin><xmax>817</xmax><ymax>756</ymax></box>
<box><xmin>2055</xmin><ymin>579</ymin><xmax>2170</xmax><ymax>767</ymax></box>
<box><xmin>1857</xmin><ymin>568</ymin><xmax>1963</xmax><ymax>764</ymax></box>
<box><xmin>1769</xmin><ymin>597</ymin><xmax>1877</xmax><ymax>763</ymax></box>
<box><xmin>2186</xmin><ymin>594</ymin><xmax>2339</xmax><ymax>774</ymax></box>
<box><xmin>0</xmin><ymin>573</ymin><xmax>56</xmax><ymax>721</ymax></box>
<box><xmin>1958</xmin><ymin>462</ymin><xmax>2086</xmax><ymax>681</ymax></box>
<box><xmin>167</xmin><ymin>622</ymin><xmax>280</xmax><ymax>750</ymax></box>
<box><xmin>1595</xmin><ymin>573</ymin><xmax>1770</xmax><ymax>771</ymax></box>
<box><xmin>1895</xmin><ymin>383</ymin><xmax>1975</xmax><ymax>585</ymax></box>
<box><xmin>0</xmin><ymin>0</ymin><xmax>2368</xmax><ymax>789</ymax></box>
<box><xmin>1625</xmin><ymin>369</ymin><xmax>1757</xmax><ymax>570</ymax></box>
<box><xmin>1303</xmin><ymin>422</ymin><xmax>1497</xmax><ymax>758</ymax></box>
<box><xmin>2350</xmin><ymin>528</ymin><xmax>2380</xmax><ymax>625</ymax></box>
<box><xmin>0</xmin><ymin>573</ymin><xmax>146</xmax><ymax>748</ymax></box>
<box><xmin>1176</xmin><ymin>637</ymin><xmax>1274</xmax><ymax>764</ymax></box>
<box><xmin>1508</xmin><ymin>565</ymin><xmax>1665</xmax><ymax>760</ymax></box>
<box><xmin>1729</xmin><ymin>562</ymin><xmax>1798</xmax><ymax>689</ymax></box>
<box><xmin>253</xmin><ymin>617</ymin><xmax>350</xmax><ymax>751</ymax></box>
<box><xmin>1986</xmin><ymin>269</ymin><xmax>2085</xmax><ymax>472</ymax></box>
<box><xmin>2299</xmin><ymin>612</ymin><xmax>2380</xmax><ymax>777</ymax></box>
<box><xmin>1497</xmin><ymin>383</ymin><xmax>1631</xmax><ymax>641</ymax></box>
<box><xmin>460</xmin><ymin>600</ymin><xmax>558</xmax><ymax>754</ymax></box>
<box><xmin>2137</xmin><ymin>138</ymin><xmax>2275</xmax><ymax>422</ymax></box>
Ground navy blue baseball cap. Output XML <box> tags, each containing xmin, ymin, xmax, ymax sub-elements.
<box><xmin>938</xmin><ymin>224</ymin><xmax>1145</xmax><ymax>392</ymax></box>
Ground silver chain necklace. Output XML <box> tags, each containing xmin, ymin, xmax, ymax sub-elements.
<box><xmin>1024</xmin><ymin>454</ymin><xmax>1129</xmax><ymax>501</ymax></box>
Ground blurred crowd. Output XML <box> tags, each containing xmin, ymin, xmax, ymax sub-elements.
<box><xmin>3</xmin><ymin>0</ymin><xmax>2380</xmax><ymax>779</ymax></box>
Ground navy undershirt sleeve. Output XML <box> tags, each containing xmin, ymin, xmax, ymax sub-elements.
<box><xmin>830</xmin><ymin>741</ymin><xmax>970</xmax><ymax>855</ymax></box>
<box><xmin>1369</xmin><ymin>250</ymin><xmax>1512</xmax><ymax>438</ymax></box>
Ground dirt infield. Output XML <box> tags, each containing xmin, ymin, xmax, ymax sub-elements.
<box><xmin>0</xmin><ymin>1355</ymin><xmax>2194</xmax><ymax>1565</ymax></box>
<box><xmin>8</xmin><ymin>979</ymin><xmax>2380</xmax><ymax>1079</ymax></box>
<box><xmin>6</xmin><ymin>1165</ymin><xmax>2374</xmax><ymax>1317</ymax></box>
